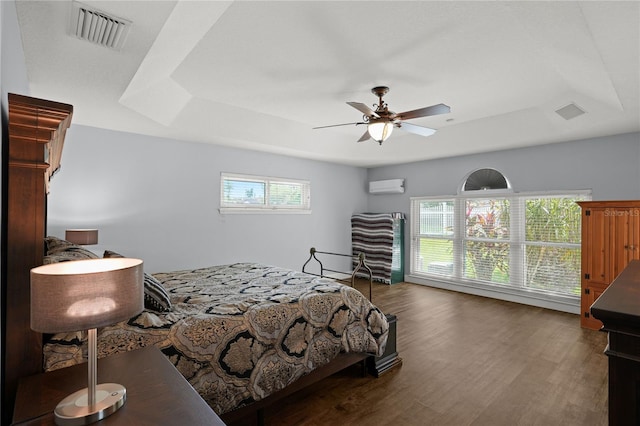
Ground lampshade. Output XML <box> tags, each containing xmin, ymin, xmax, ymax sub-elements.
<box><xmin>31</xmin><ymin>258</ymin><xmax>143</xmax><ymax>333</ymax></box>
<box><xmin>368</xmin><ymin>119</ymin><xmax>394</xmax><ymax>144</ymax></box>
<box><xmin>65</xmin><ymin>229</ymin><xmax>99</xmax><ymax>245</ymax></box>
<box><xmin>30</xmin><ymin>258</ymin><xmax>144</xmax><ymax>425</ymax></box>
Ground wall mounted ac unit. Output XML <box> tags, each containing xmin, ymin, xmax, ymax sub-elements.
<box><xmin>369</xmin><ymin>179</ymin><xmax>405</xmax><ymax>194</ymax></box>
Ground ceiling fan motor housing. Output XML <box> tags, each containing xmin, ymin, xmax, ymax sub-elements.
<box><xmin>371</xmin><ymin>86</ymin><xmax>390</xmax><ymax>97</ymax></box>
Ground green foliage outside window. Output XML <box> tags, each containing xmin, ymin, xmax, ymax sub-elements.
<box><xmin>465</xmin><ymin>199</ymin><xmax>510</xmax><ymax>283</ymax></box>
<box><xmin>413</xmin><ymin>193</ymin><xmax>587</xmax><ymax>297</ymax></box>
<box><xmin>524</xmin><ymin>197</ymin><xmax>582</xmax><ymax>295</ymax></box>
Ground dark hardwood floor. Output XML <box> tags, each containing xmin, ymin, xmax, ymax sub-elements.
<box><xmin>258</xmin><ymin>280</ymin><xmax>608</xmax><ymax>426</ymax></box>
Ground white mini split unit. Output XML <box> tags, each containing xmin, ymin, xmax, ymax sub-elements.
<box><xmin>369</xmin><ymin>179</ymin><xmax>405</xmax><ymax>194</ymax></box>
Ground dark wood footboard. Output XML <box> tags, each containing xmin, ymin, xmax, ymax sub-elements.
<box><xmin>221</xmin><ymin>312</ymin><xmax>402</xmax><ymax>425</ymax></box>
<box><xmin>221</xmin><ymin>352</ymin><xmax>369</xmax><ymax>425</ymax></box>
<box><xmin>368</xmin><ymin>314</ymin><xmax>403</xmax><ymax>377</ymax></box>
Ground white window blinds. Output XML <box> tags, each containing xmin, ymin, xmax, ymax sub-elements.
<box><xmin>410</xmin><ymin>191</ymin><xmax>590</xmax><ymax>297</ymax></box>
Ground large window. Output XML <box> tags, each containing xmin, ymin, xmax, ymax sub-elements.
<box><xmin>220</xmin><ymin>173</ymin><xmax>311</xmax><ymax>213</ymax></box>
<box><xmin>410</xmin><ymin>191</ymin><xmax>590</xmax><ymax>298</ymax></box>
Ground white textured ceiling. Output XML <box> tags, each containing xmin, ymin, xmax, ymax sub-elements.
<box><xmin>15</xmin><ymin>0</ymin><xmax>640</xmax><ymax>167</ymax></box>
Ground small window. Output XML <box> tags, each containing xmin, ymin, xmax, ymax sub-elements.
<box><xmin>220</xmin><ymin>173</ymin><xmax>311</xmax><ymax>214</ymax></box>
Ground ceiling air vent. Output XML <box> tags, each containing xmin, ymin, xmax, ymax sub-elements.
<box><xmin>555</xmin><ymin>103</ymin><xmax>586</xmax><ymax>120</ymax></box>
<box><xmin>69</xmin><ymin>1</ymin><xmax>131</xmax><ymax>50</ymax></box>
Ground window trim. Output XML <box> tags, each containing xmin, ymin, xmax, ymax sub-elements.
<box><xmin>219</xmin><ymin>172</ymin><xmax>311</xmax><ymax>214</ymax></box>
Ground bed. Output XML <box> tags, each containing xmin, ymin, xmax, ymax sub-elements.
<box><xmin>41</xmin><ymin>247</ymin><xmax>389</xmax><ymax>415</ymax></box>
<box><xmin>1</xmin><ymin>93</ymin><xmax>390</xmax><ymax>424</ymax></box>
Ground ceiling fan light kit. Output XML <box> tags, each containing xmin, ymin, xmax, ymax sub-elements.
<box><xmin>314</xmin><ymin>86</ymin><xmax>450</xmax><ymax>145</ymax></box>
<box><xmin>368</xmin><ymin>119</ymin><xmax>394</xmax><ymax>144</ymax></box>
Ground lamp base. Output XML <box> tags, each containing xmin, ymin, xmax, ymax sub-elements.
<box><xmin>54</xmin><ymin>383</ymin><xmax>126</xmax><ymax>426</ymax></box>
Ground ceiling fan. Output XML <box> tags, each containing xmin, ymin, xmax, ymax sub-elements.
<box><xmin>314</xmin><ymin>86</ymin><xmax>451</xmax><ymax>145</ymax></box>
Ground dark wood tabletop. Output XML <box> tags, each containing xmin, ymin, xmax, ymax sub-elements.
<box><xmin>12</xmin><ymin>346</ymin><xmax>225</xmax><ymax>426</ymax></box>
<box><xmin>591</xmin><ymin>259</ymin><xmax>640</xmax><ymax>331</ymax></box>
<box><xmin>590</xmin><ymin>260</ymin><xmax>640</xmax><ymax>426</ymax></box>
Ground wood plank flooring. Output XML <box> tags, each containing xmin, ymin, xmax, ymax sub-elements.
<box><xmin>258</xmin><ymin>281</ymin><xmax>609</xmax><ymax>426</ymax></box>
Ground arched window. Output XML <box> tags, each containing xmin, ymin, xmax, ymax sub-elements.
<box><xmin>460</xmin><ymin>168</ymin><xmax>511</xmax><ymax>193</ymax></box>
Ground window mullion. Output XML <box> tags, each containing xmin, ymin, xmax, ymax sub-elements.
<box><xmin>454</xmin><ymin>198</ymin><xmax>464</xmax><ymax>279</ymax></box>
<box><xmin>409</xmin><ymin>200</ymin><xmax>417</xmax><ymax>275</ymax></box>
<box><xmin>265</xmin><ymin>178</ymin><xmax>271</xmax><ymax>208</ymax></box>
<box><xmin>510</xmin><ymin>197</ymin><xmax>524</xmax><ymax>288</ymax></box>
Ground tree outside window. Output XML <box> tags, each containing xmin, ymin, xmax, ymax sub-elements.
<box><xmin>464</xmin><ymin>199</ymin><xmax>510</xmax><ymax>283</ymax></box>
<box><xmin>411</xmin><ymin>191</ymin><xmax>588</xmax><ymax>298</ymax></box>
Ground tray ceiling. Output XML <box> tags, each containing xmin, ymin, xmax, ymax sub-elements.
<box><xmin>15</xmin><ymin>1</ymin><xmax>640</xmax><ymax>167</ymax></box>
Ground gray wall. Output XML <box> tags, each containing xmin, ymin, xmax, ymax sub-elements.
<box><xmin>47</xmin><ymin>125</ymin><xmax>368</xmax><ymax>273</ymax></box>
<box><xmin>1</xmin><ymin>0</ymin><xmax>30</xmax><ymax>103</ymax></box>
<box><xmin>367</xmin><ymin>132</ymin><xmax>640</xmax><ymax>274</ymax></box>
<box><xmin>48</xmin><ymin>127</ymin><xmax>639</xmax><ymax>278</ymax></box>
<box><xmin>368</xmin><ymin>132</ymin><xmax>640</xmax><ymax>207</ymax></box>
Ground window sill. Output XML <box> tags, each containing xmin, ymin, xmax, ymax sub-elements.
<box><xmin>218</xmin><ymin>208</ymin><xmax>312</xmax><ymax>215</ymax></box>
<box><xmin>406</xmin><ymin>273</ymin><xmax>580</xmax><ymax>314</ymax></box>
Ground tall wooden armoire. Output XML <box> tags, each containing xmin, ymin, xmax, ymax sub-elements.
<box><xmin>578</xmin><ymin>201</ymin><xmax>640</xmax><ymax>329</ymax></box>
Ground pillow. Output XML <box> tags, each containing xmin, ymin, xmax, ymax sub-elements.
<box><xmin>141</xmin><ymin>273</ymin><xmax>172</xmax><ymax>313</ymax></box>
<box><xmin>103</xmin><ymin>250</ymin><xmax>172</xmax><ymax>312</ymax></box>
<box><xmin>43</xmin><ymin>236</ymin><xmax>99</xmax><ymax>264</ymax></box>
<box><xmin>103</xmin><ymin>249</ymin><xmax>124</xmax><ymax>258</ymax></box>
<box><xmin>45</xmin><ymin>235</ymin><xmax>75</xmax><ymax>253</ymax></box>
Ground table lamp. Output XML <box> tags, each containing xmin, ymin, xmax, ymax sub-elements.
<box><xmin>31</xmin><ymin>258</ymin><xmax>144</xmax><ymax>425</ymax></box>
<box><xmin>65</xmin><ymin>229</ymin><xmax>99</xmax><ymax>245</ymax></box>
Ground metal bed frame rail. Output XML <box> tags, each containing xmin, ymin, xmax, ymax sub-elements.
<box><xmin>302</xmin><ymin>247</ymin><xmax>373</xmax><ymax>301</ymax></box>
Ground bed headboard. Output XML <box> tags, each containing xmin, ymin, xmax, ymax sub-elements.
<box><xmin>2</xmin><ymin>93</ymin><xmax>73</xmax><ymax>423</ymax></box>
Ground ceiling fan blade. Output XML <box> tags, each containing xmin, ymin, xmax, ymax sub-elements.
<box><xmin>357</xmin><ymin>130</ymin><xmax>370</xmax><ymax>142</ymax></box>
<box><xmin>313</xmin><ymin>122</ymin><xmax>364</xmax><ymax>129</ymax></box>
<box><xmin>347</xmin><ymin>102</ymin><xmax>379</xmax><ymax>118</ymax></box>
<box><xmin>396</xmin><ymin>103</ymin><xmax>450</xmax><ymax>121</ymax></box>
<box><xmin>397</xmin><ymin>121</ymin><xmax>437</xmax><ymax>137</ymax></box>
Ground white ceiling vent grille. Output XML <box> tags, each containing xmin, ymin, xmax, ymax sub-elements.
<box><xmin>555</xmin><ymin>103</ymin><xmax>586</xmax><ymax>120</ymax></box>
<box><xmin>70</xmin><ymin>1</ymin><xmax>131</xmax><ymax>50</ymax></box>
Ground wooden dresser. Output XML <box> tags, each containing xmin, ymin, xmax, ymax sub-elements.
<box><xmin>591</xmin><ymin>260</ymin><xmax>640</xmax><ymax>426</ymax></box>
<box><xmin>578</xmin><ymin>201</ymin><xmax>640</xmax><ymax>329</ymax></box>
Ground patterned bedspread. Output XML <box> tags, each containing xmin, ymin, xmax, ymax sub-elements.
<box><xmin>43</xmin><ymin>263</ymin><xmax>389</xmax><ymax>414</ymax></box>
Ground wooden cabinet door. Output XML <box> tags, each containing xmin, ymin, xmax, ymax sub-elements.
<box><xmin>579</xmin><ymin>201</ymin><xmax>640</xmax><ymax>329</ymax></box>
<box><xmin>580</xmin><ymin>208</ymin><xmax>609</xmax><ymax>328</ymax></box>
<box><xmin>611</xmin><ymin>209</ymin><xmax>640</xmax><ymax>279</ymax></box>
<box><xmin>582</xmin><ymin>208</ymin><xmax>610</xmax><ymax>286</ymax></box>
<box><xmin>629</xmin><ymin>208</ymin><xmax>640</xmax><ymax>262</ymax></box>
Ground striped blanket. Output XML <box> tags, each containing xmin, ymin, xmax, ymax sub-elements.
<box><xmin>351</xmin><ymin>213</ymin><xmax>404</xmax><ymax>284</ymax></box>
